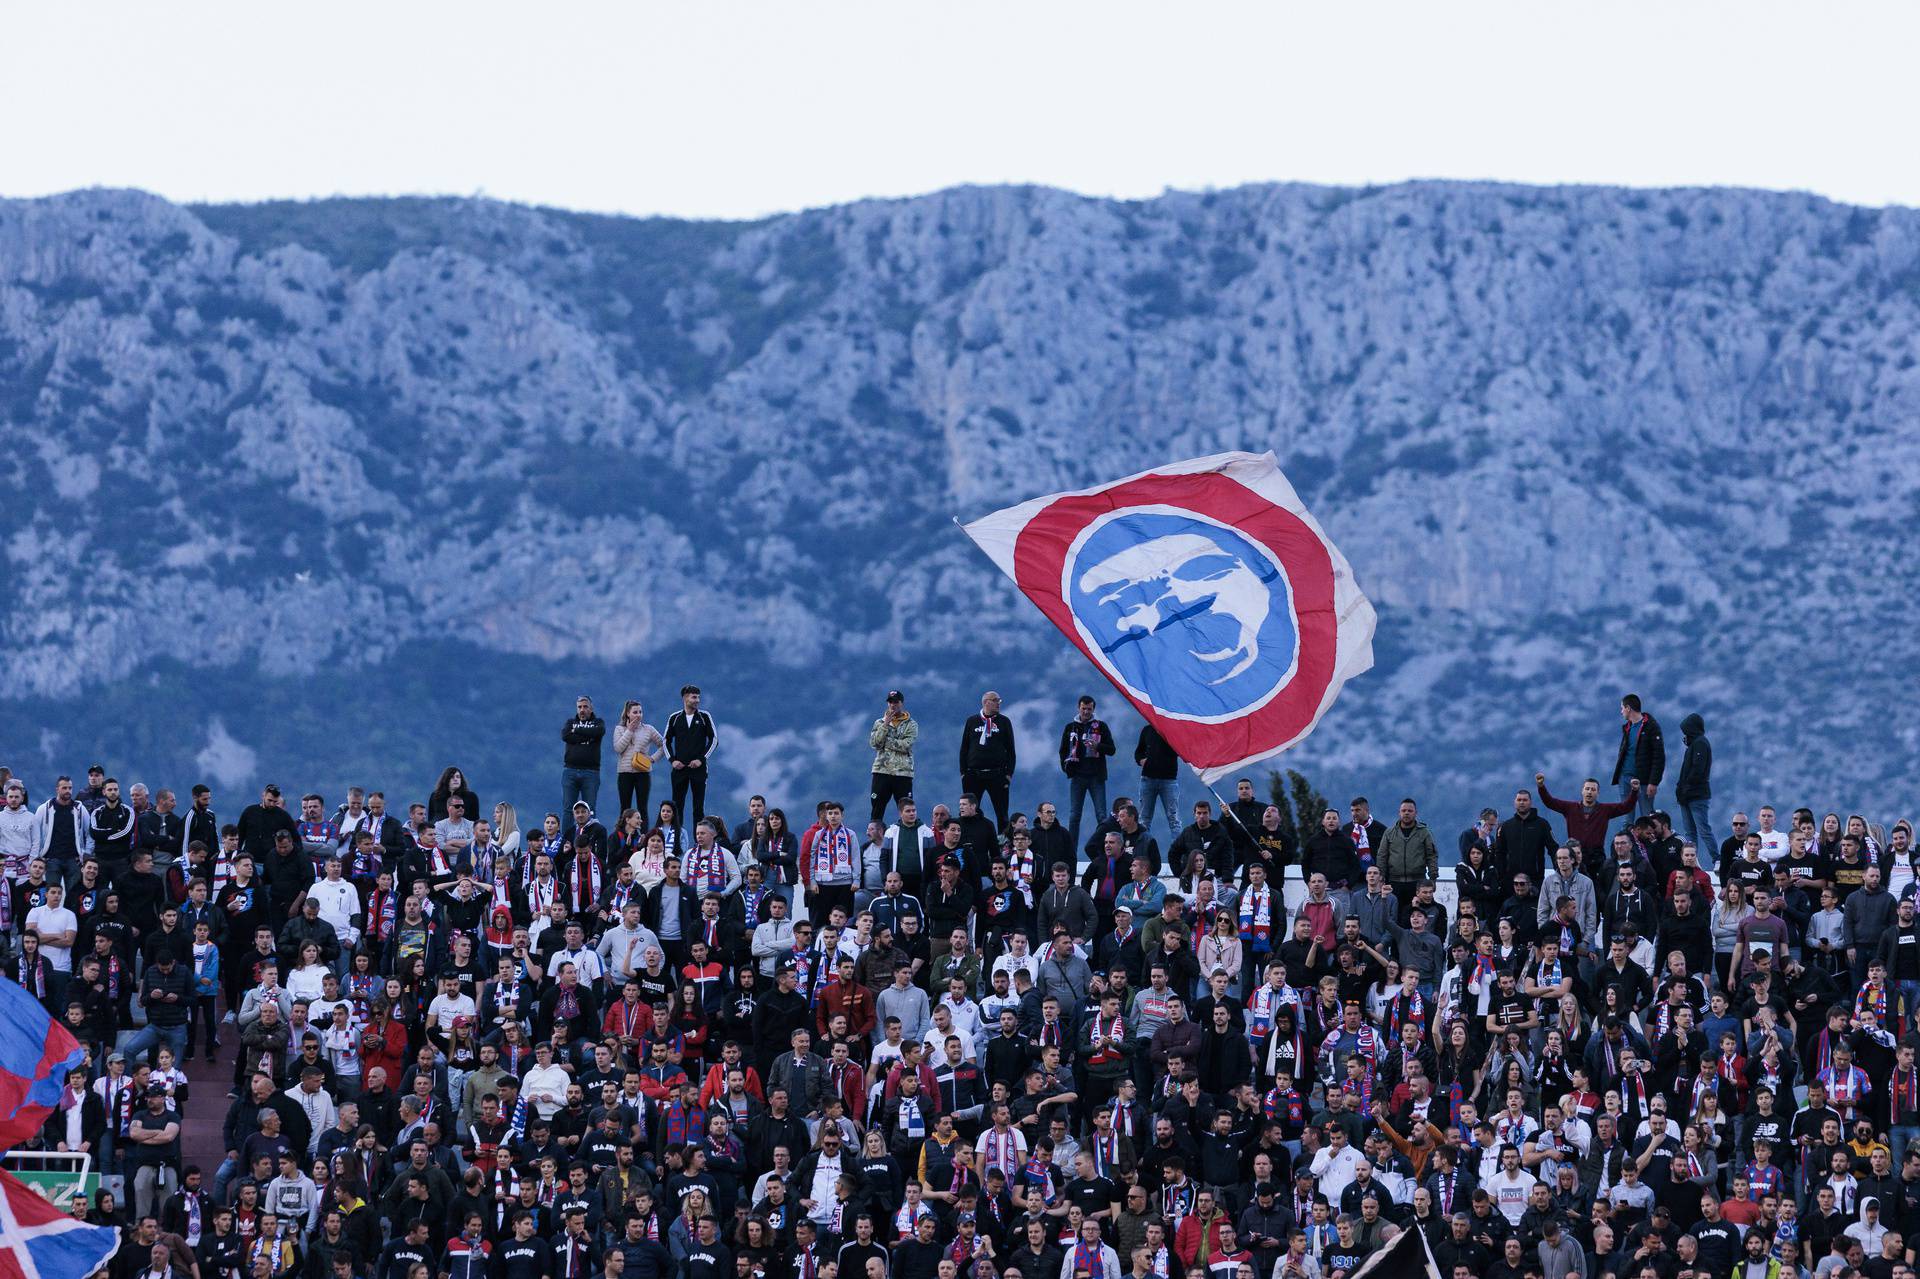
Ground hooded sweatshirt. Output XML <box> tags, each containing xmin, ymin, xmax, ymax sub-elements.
<box><xmin>1675</xmin><ymin>714</ymin><xmax>1712</xmax><ymax>803</ymax></box>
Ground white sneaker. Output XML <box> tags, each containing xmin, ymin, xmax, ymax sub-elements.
<box><xmin>221</xmin><ymin>1011</ymin><xmax>236</xmax><ymax>1025</ymax></box>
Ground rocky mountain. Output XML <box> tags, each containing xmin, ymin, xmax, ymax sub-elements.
<box><xmin>2</xmin><ymin>180</ymin><xmax>1915</xmax><ymax>842</ymax></box>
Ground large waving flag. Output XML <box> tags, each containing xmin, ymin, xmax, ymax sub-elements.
<box><xmin>0</xmin><ymin>978</ymin><xmax>87</xmax><ymax>1152</ymax></box>
<box><xmin>961</xmin><ymin>451</ymin><xmax>1375</xmax><ymax>783</ymax></box>
<box><xmin>0</xmin><ymin>1165</ymin><xmax>121</xmax><ymax>1279</ymax></box>
<box><xmin>1348</xmin><ymin>1213</ymin><xmax>1443</xmax><ymax>1279</ymax></box>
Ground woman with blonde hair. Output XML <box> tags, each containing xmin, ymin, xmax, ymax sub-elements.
<box><xmin>613</xmin><ymin>699</ymin><xmax>665</xmax><ymax>822</ymax></box>
<box><xmin>492</xmin><ymin>802</ymin><xmax>522</xmax><ymax>857</ymax></box>
<box><xmin>1710</xmin><ymin>878</ymin><xmax>1752</xmax><ymax>992</ymax></box>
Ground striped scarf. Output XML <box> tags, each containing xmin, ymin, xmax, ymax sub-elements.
<box><xmin>1386</xmin><ymin>990</ymin><xmax>1425</xmax><ymax>1039</ymax></box>
<box><xmin>1262</xmin><ymin>1087</ymin><xmax>1303</xmax><ymax>1126</ymax></box>
<box><xmin>366</xmin><ymin>890</ymin><xmax>397</xmax><ymax>943</ymax></box>
<box><xmin>506</xmin><ymin>1094</ymin><xmax>529</xmax><ymax>1141</ymax></box>
<box><xmin>980</xmin><ymin>1126</ymin><xmax>1019</xmax><ymax>1177</ymax></box>
<box><xmin>688</xmin><ymin>845</ymin><xmax>727</xmax><ymax>895</ymax></box>
<box><xmin>1022</xmin><ymin>1149</ymin><xmax>1055</xmax><ymax>1202</ymax></box>
<box><xmin>1857</xmin><ymin>981</ymin><xmax>1888</xmax><ymax>1025</ymax></box>
<box><xmin>1238</xmin><ymin>885</ymin><xmax>1273</xmax><ymax>947</ymax></box>
<box><xmin>809</xmin><ymin>827</ymin><xmax>858</xmax><ymax>884</ymax></box>
<box><xmin>571</xmin><ymin>852</ymin><xmax>602</xmax><ymax>914</ymax></box>
<box><xmin>663</xmin><ymin>1101</ymin><xmax>703</xmax><ymax>1147</ymax></box>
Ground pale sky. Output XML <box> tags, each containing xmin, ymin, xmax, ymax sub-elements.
<box><xmin>6</xmin><ymin>2</ymin><xmax>1917</xmax><ymax>221</ymax></box>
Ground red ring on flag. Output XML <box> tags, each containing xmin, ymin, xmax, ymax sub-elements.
<box><xmin>1009</xmin><ymin>470</ymin><xmax>1338</xmax><ymax>770</ymax></box>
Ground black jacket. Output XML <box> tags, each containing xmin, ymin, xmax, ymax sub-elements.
<box><xmin>642</xmin><ymin>880</ymin><xmax>702</xmax><ymax>941</ymax></box>
<box><xmin>1611</xmin><ymin>713</ymin><xmax>1666</xmax><ymax>788</ymax></box>
<box><xmin>1301</xmin><ymin>830</ymin><xmax>1360</xmax><ymax>888</ymax></box>
<box><xmin>88</xmin><ymin>802</ymin><xmax>136</xmax><ymax>865</ymax></box>
<box><xmin>1492</xmin><ymin>811</ymin><xmax>1559</xmax><ymax>888</ymax></box>
<box><xmin>1674</xmin><ymin>714</ymin><xmax>1711</xmax><ymax>802</ymax></box>
<box><xmin>1135</xmin><ymin>724</ymin><xmax>1179</xmax><ymax>780</ymax></box>
<box><xmin>140</xmin><ymin>961</ymin><xmax>193</xmax><ymax>1026</ymax></box>
<box><xmin>663</xmin><ymin>709</ymin><xmax>717</xmax><ymax>765</ymax></box>
<box><xmin>136</xmin><ymin>810</ymin><xmax>184</xmax><ymax>864</ymax></box>
<box><xmin>236</xmin><ymin>803</ymin><xmax>299</xmax><ymax>862</ymax></box>
<box><xmin>958</xmin><ymin>713</ymin><xmax>1017</xmax><ymax>777</ymax></box>
<box><xmin>1059</xmin><ymin>718</ymin><xmax>1116</xmax><ymax>779</ymax></box>
<box><xmin>182</xmin><ymin>804</ymin><xmax>220</xmax><ymax>859</ymax></box>
<box><xmin>563</xmin><ymin>715</ymin><xmax>607</xmax><ymax>770</ymax></box>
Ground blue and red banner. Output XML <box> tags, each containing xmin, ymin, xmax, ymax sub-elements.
<box><xmin>0</xmin><ymin>976</ymin><xmax>117</xmax><ymax>1279</ymax></box>
<box><xmin>0</xmin><ymin>978</ymin><xmax>86</xmax><ymax>1152</ymax></box>
<box><xmin>0</xmin><ymin>1165</ymin><xmax>121</xmax><ymax>1279</ymax></box>
<box><xmin>961</xmin><ymin>451</ymin><xmax>1375</xmax><ymax>782</ymax></box>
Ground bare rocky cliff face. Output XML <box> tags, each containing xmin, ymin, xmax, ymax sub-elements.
<box><xmin>2</xmin><ymin>182</ymin><xmax>1914</xmax><ymax>831</ymax></box>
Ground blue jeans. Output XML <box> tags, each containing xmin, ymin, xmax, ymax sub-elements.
<box><xmin>121</xmin><ymin>1021</ymin><xmax>187</xmax><ymax>1067</ymax></box>
<box><xmin>1894</xmin><ymin>1125</ymin><xmax>1920</xmax><ymax>1160</ymax></box>
<box><xmin>1679</xmin><ymin>799</ymin><xmax>1715</xmax><ymax>866</ymax></box>
<box><xmin>212</xmin><ymin>1153</ymin><xmax>240</xmax><ymax>1204</ymax></box>
<box><xmin>1617</xmin><ymin>781</ymin><xmax>1653</xmax><ymax>837</ymax></box>
<box><xmin>1138</xmin><ymin>777</ymin><xmax>1181</xmax><ymax>839</ymax></box>
<box><xmin>1067</xmin><ymin>776</ymin><xmax>1107</xmax><ymax>857</ymax></box>
<box><xmin>561</xmin><ymin>768</ymin><xmax>600</xmax><ymax>830</ymax></box>
<box><xmin>1896</xmin><ymin>981</ymin><xmax>1920</xmax><ymax>1036</ymax></box>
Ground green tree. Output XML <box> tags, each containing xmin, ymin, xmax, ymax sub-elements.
<box><xmin>1287</xmin><ymin>769</ymin><xmax>1329</xmax><ymax>839</ymax></box>
<box><xmin>1265</xmin><ymin>769</ymin><xmax>1298</xmax><ymax>853</ymax></box>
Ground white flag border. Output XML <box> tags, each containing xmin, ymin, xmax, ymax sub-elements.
<box><xmin>958</xmin><ymin>449</ymin><xmax>1376</xmax><ymax>783</ymax></box>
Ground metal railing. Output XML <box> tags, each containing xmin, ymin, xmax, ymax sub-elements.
<box><xmin>1</xmin><ymin>1149</ymin><xmax>95</xmax><ymax>1205</ymax></box>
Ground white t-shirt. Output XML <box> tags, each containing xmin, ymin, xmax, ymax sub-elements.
<box><xmin>427</xmin><ymin>992</ymin><xmax>478</xmax><ymax>1034</ymax></box>
<box><xmin>552</xmin><ymin>946</ymin><xmax>604</xmax><ymax>984</ymax></box>
<box><xmin>1758</xmin><ymin>829</ymin><xmax>1789</xmax><ymax>862</ymax></box>
<box><xmin>1310</xmin><ymin>1143</ymin><xmax>1363</xmax><ymax>1201</ymax></box>
<box><xmin>307</xmin><ymin>878</ymin><xmax>361</xmax><ymax>945</ymax></box>
<box><xmin>923</xmin><ymin>1024</ymin><xmax>975</xmax><ymax>1062</ymax></box>
<box><xmin>26</xmin><ymin>905</ymin><xmax>77</xmax><ymax>970</ymax></box>
<box><xmin>1492</xmin><ymin>1169</ymin><xmax>1538</xmax><ymax>1224</ymax></box>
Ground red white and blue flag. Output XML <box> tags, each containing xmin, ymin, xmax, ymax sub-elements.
<box><xmin>0</xmin><ymin>978</ymin><xmax>88</xmax><ymax>1151</ymax></box>
<box><xmin>0</xmin><ymin>977</ymin><xmax>116</xmax><ymax>1279</ymax></box>
<box><xmin>961</xmin><ymin>451</ymin><xmax>1375</xmax><ymax>782</ymax></box>
<box><xmin>0</xmin><ymin>1166</ymin><xmax>120</xmax><ymax>1279</ymax></box>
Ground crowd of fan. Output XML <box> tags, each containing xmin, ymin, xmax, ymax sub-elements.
<box><xmin>5</xmin><ymin>688</ymin><xmax>1920</xmax><ymax>1279</ymax></box>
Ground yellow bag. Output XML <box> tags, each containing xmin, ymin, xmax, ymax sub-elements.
<box><xmin>633</xmin><ymin>751</ymin><xmax>653</xmax><ymax>772</ymax></box>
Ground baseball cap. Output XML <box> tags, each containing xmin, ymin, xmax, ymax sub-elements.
<box><xmin>887</xmin><ymin>690</ymin><xmax>904</xmax><ymax>703</ymax></box>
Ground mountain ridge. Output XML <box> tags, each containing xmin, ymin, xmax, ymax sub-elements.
<box><xmin>2</xmin><ymin>179</ymin><xmax>1914</xmax><ymax>838</ymax></box>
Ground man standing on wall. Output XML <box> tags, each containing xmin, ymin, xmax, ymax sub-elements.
<box><xmin>1612</xmin><ymin>694</ymin><xmax>1664</xmax><ymax>824</ymax></box>
<box><xmin>1059</xmin><ymin>696</ymin><xmax>1116</xmax><ymax>855</ymax></box>
<box><xmin>960</xmin><ymin>691</ymin><xmax>1017</xmax><ymax>833</ymax></box>
<box><xmin>665</xmin><ymin>685</ymin><xmax>719</xmax><ymax>834</ymax></box>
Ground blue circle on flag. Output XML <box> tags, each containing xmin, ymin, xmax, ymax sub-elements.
<box><xmin>1067</xmin><ymin>511</ymin><xmax>1297</xmax><ymax>718</ymax></box>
